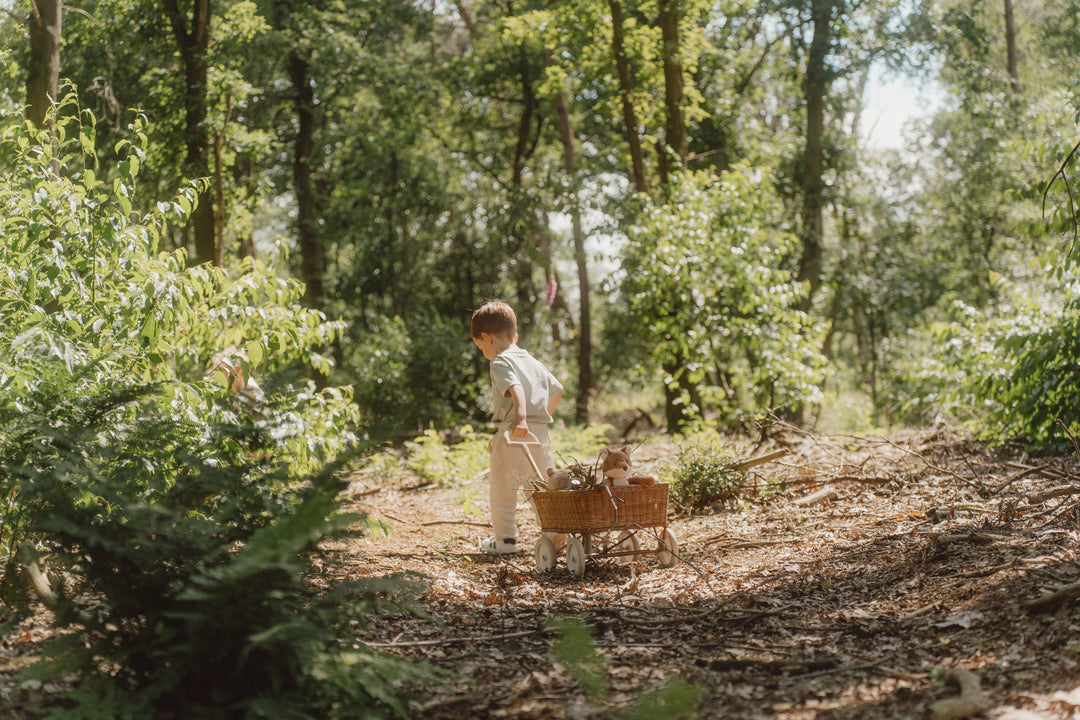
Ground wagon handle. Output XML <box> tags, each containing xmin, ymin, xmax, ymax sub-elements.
<box><xmin>504</xmin><ymin>430</ymin><xmax>546</xmax><ymax>482</ymax></box>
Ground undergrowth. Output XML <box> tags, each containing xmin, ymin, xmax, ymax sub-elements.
<box><xmin>660</xmin><ymin>433</ymin><xmax>743</xmax><ymax>513</ymax></box>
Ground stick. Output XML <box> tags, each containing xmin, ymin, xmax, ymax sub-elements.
<box><xmin>993</xmin><ymin>463</ymin><xmax>1053</xmax><ymax>494</ymax></box>
<box><xmin>1027</xmin><ymin>484</ymin><xmax>1080</xmax><ymax>506</ymax></box>
<box><xmin>726</xmin><ymin>449</ymin><xmax>790</xmax><ymax>473</ymax></box>
<box><xmin>1023</xmin><ymin>581</ymin><xmax>1080</xmax><ymax>612</ymax></box>
<box><xmin>928</xmin><ymin>668</ymin><xmax>989</xmax><ymax>720</ymax></box>
<box><xmin>22</xmin><ymin>555</ymin><xmax>93</xmax><ymax>624</ymax></box>
<box><xmin>794</xmin><ymin>486</ymin><xmax>838</xmax><ymax>506</ymax></box>
<box><xmin>363</xmin><ymin>628</ymin><xmax>543</xmax><ymax>648</ymax></box>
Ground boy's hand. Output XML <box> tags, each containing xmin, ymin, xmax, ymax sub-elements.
<box><xmin>510</xmin><ymin>420</ymin><xmax>530</xmax><ymax>438</ymax></box>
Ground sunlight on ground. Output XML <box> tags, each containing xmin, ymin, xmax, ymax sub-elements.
<box><xmin>814</xmin><ymin>389</ymin><xmax>888</xmax><ymax>436</ymax></box>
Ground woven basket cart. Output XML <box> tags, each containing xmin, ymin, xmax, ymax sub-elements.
<box><xmin>531</xmin><ymin>483</ymin><xmax>678</xmax><ymax>575</ymax></box>
<box><xmin>533</xmin><ymin>483</ymin><xmax>669</xmax><ymax>534</ymax></box>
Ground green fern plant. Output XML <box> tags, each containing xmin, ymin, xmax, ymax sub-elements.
<box><xmin>4</xmin><ymin>378</ymin><xmax>438</xmax><ymax>720</ymax></box>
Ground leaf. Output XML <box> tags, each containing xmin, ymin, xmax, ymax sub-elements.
<box><xmin>246</xmin><ymin>341</ymin><xmax>264</xmax><ymax>369</ymax></box>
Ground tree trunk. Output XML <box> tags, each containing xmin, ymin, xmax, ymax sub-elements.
<box><xmin>554</xmin><ymin>88</ymin><xmax>594</xmax><ymax>425</ymax></box>
<box><xmin>212</xmin><ymin>92</ymin><xmax>232</xmax><ymax>267</ymax></box>
<box><xmin>662</xmin><ymin>353</ymin><xmax>700</xmax><ymax>434</ymax></box>
<box><xmin>1003</xmin><ymin>0</ymin><xmax>1019</xmax><ymax>93</ymax></box>
<box><xmin>163</xmin><ymin>0</ymin><xmax>216</xmax><ymax>266</ymax></box>
<box><xmin>25</xmin><ymin>0</ymin><xmax>62</xmax><ymax>132</ymax></box>
<box><xmin>658</xmin><ymin>0</ymin><xmax>698</xmax><ymax>431</ymax></box>
<box><xmin>659</xmin><ymin>0</ymin><xmax>686</xmax><ymax>167</ymax></box>
<box><xmin>512</xmin><ymin>68</ymin><xmax>539</xmax><ymax>187</ymax></box>
<box><xmin>796</xmin><ymin>0</ymin><xmax>831</xmax><ymax>313</ymax></box>
<box><xmin>288</xmin><ymin>52</ymin><xmax>327</xmax><ymax>314</ymax></box>
<box><xmin>609</xmin><ymin>0</ymin><xmax>649</xmax><ymax>193</ymax></box>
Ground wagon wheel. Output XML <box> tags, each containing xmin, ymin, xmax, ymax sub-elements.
<box><xmin>657</xmin><ymin>528</ymin><xmax>679</xmax><ymax>568</ymax></box>
<box><xmin>614</xmin><ymin>530</ymin><xmax>640</xmax><ymax>564</ymax></box>
<box><xmin>535</xmin><ymin>536</ymin><xmax>557</xmax><ymax>572</ymax></box>
<box><xmin>566</xmin><ymin>536</ymin><xmax>587</xmax><ymax>576</ymax></box>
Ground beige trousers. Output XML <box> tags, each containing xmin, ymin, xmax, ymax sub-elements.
<box><xmin>489</xmin><ymin>424</ymin><xmax>554</xmax><ymax>541</ymax></box>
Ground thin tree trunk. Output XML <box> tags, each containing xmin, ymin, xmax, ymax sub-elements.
<box><xmin>288</xmin><ymin>52</ymin><xmax>326</xmax><ymax>314</ymax></box>
<box><xmin>659</xmin><ymin>0</ymin><xmax>685</xmax><ymax>166</ymax></box>
<box><xmin>1003</xmin><ymin>0</ymin><xmax>1019</xmax><ymax>93</ymax></box>
<box><xmin>659</xmin><ymin>0</ymin><xmax>698</xmax><ymax>431</ymax></box>
<box><xmin>25</xmin><ymin>0</ymin><xmax>62</xmax><ymax>132</ymax></box>
<box><xmin>212</xmin><ymin>92</ymin><xmax>232</xmax><ymax>267</ymax></box>
<box><xmin>554</xmin><ymin>88</ymin><xmax>594</xmax><ymax>424</ymax></box>
<box><xmin>512</xmin><ymin>69</ymin><xmax>538</xmax><ymax>187</ymax></box>
<box><xmin>609</xmin><ymin>0</ymin><xmax>649</xmax><ymax>193</ymax></box>
<box><xmin>163</xmin><ymin>0</ymin><xmax>216</xmax><ymax>266</ymax></box>
<box><xmin>796</xmin><ymin>0</ymin><xmax>831</xmax><ymax>313</ymax></box>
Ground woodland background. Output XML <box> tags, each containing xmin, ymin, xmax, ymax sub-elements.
<box><xmin>3</xmin><ymin>0</ymin><xmax>1080</xmax><ymax>718</ymax></box>
<box><xmin>6</xmin><ymin>0</ymin><xmax>1080</xmax><ymax>442</ymax></box>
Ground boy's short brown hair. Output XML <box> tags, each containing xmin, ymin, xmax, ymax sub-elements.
<box><xmin>470</xmin><ymin>300</ymin><xmax>517</xmax><ymax>339</ymax></box>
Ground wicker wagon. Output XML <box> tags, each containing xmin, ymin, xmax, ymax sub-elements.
<box><xmin>531</xmin><ymin>483</ymin><xmax>679</xmax><ymax>576</ymax></box>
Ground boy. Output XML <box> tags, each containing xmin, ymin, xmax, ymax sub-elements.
<box><xmin>470</xmin><ymin>300</ymin><xmax>563</xmax><ymax>554</ymax></box>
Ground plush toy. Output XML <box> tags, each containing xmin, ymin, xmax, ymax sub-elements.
<box><xmin>599</xmin><ymin>446</ymin><xmax>656</xmax><ymax>488</ymax></box>
<box><xmin>544</xmin><ymin>466</ymin><xmax>574</xmax><ymax>491</ymax></box>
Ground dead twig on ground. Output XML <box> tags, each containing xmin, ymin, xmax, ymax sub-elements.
<box><xmin>928</xmin><ymin>668</ymin><xmax>989</xmax><ymax>720</ymax></box>
<box><xmin>363</xmin><ymin>628</ymin><xmax>544</xmax><ymax>648</ymax></box>
<box><xmin>993</xmin><ymin>463</ymin><xmax>1057</xmax><ymax>494</ymax></box>
<box><xmin>1026</xmin><ymin>485</ymin><xmax>1080</xmax><ymax>506</ymax></box>
<box><xmin>794</xmin><ymin>486</ymin><xmax>838</xmax><ymax>506</ymax></box>
<box><xmin>1023</xmin><ymin>581</ymin><xmax>1080</xmax><ymax>613</ymax></box>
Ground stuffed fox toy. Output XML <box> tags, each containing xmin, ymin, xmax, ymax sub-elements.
<box><xmin>599</xmin><ymin>446</ymin><xmax>656</xmax><ymax>488</ymax></box>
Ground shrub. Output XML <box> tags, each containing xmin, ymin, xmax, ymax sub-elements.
<box><xmin>659</xmin><ymin>434</ymin><xmax>742</xmax><ymax>513</ymax></box>
<box><xmin>3</xmin><ymin>379</ymin><xmax>436</xmax><ymax>720</ymax></box>
<box><xmin>404</xmin><ymin>425</ymin><xmax>491</xmax><ymax>486</ymax></box>
<box><xmin>0</xmin><ymin>96</ymin><xmax>429</xmax><ymax>717</ymax></box>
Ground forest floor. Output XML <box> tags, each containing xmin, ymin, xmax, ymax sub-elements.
<box><xmin>4</xmin><ymin>425</ymin><xmax>1080</xmax><ymax>719</ymax></box>
<box><xmin>330</xmin><ymin>425</ymin><xmax>1080</xmax><ymax>720</ymax></box>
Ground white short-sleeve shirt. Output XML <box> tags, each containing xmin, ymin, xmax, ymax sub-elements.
<box><xmin>489</xmin><ymin>347</ymin><xmax>562</xmax><ymax>425</ymax></box>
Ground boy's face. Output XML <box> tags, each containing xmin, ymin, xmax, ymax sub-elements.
<box><xmin>473</xmin><ymin>332</ymin><xmax>498</xmax><ymax>360</ymax></box>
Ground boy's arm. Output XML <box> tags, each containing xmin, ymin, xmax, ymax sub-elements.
<box><xmin>547</xmin><ymin>389</ymin><xmax>562</xmax><ymax>418</ymax></box>
<box><xmin>508</xmin><ymin>384</ymin><xmax>530</xmax><ymax>437</ymax></box>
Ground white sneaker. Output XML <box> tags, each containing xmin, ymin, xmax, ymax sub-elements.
<box><xmin>479</xmin><ymin>536</ymin><xmax>520</xmax><ymax>554</ymax></box>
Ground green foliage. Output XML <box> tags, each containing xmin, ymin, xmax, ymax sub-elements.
<box><xmin>660</xmin><ymin>433</ymin><xmax>743</xmax><ymax>513</ymax></box>
<box><xmin>549</xmin><ymin>616</ymin><xmax>608</xmax><ymax>704</ymax></box>
<box><xmin>347</xmin><ymin>313</ymin><xmax>484</xmax><ymax>434</ymax></box>
<box><xmin>404</xmin><ymin>426</ymin><xmax>491</xmax><ymax>487</ymax></box>
<box><xmin>893</xmin><ymin>277</ymin><xmax>1080</xmax><ymax>450</ymax></box>
<box><xmin>2</xmin><ymin>380</ymin><xmax>435</xmax><ymax>720</ymax></box>
<box><xmin>0</xmin><ymin>99</ymin><xmax>432</xmax><ymax>716</ymax></box>
<box><xmin>550</xmin><ymin>423</ymin><xmax>616</xmax><ymax>467</ymax></box>
<box><xmin>613</xmin><ymin>167</ymin><xmax>828</xmax><ymax>422</ymax></box>
<box><xmin>0</xmin><ymin>97</ymin><xmax>356</xmax><ymax>477</ymax></box>
<box><xmin>624</xmin><ymin>679</ymin><xmax>702</xmax><ymax>720</ymax></box>
<box><xmin>547</xmin><ymin>614</ymin><xmax>700</xmax><ymax>718</ymax></box>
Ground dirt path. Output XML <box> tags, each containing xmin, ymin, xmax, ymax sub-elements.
<box><xmin>331</xmin><ymin>429</ymin><xmax>1080</xmax><ymax>719</ymax></box>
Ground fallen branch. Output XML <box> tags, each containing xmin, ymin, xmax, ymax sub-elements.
<box><xmin>726</xmin><ymin>449</ymin><xmax>790</xmax><ymax>473</ymax></box>
<box><xmin>22</xmin><ymin>553</ymin><xmax>93</xmax><ymax>624</ymax></box>
<box><xmin>701</xmin><ymin>657</ymin><xmax>838</xmax><ymax>673</ymax></box>
<box><xmin>1026</xmin><ymin>484</ymin><xmax>1080</xmax><ymax>506</ymax></box>
<box><xmin>377</xmin><ymin>511</ymin><xmax>488</xmax><ymax>529</ymax></box>
<box><xmin>993</xmin><ymin>463</ymin><xmax>1056</xmax><ymax>493</ymax></box>
<box><xmin>363</xmin><ymin>628</ymin><xmax>543</xmax><ymax>648</ymax></box>
<box><xmin>794</xmin><ymin>486</ymin><xmax>838</xmax><ymax>506</ymax></box>
<box><xmin>418</xmin><ymin>519</ymin><xmax>490</xmax><ymax>528</ymax></box>
<box><xmin>1023</xmin><ymin>581</ymin><xmax>1080</xmax><ymax>613</ymax></box>
<box><xmin>928</xmin><ymin>668</ymin><xmax>989</xmax><ymax>720</ymax></box>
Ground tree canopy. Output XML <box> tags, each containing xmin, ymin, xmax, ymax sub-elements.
<box><xmin>3</xmin><ymin>0</ymin><xmax>1079</xmax><ymax>443</ymax></box>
